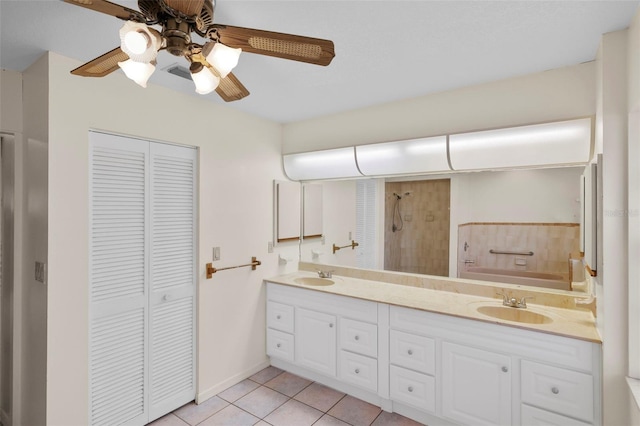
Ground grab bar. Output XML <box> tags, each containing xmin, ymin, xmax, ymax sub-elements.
<box><xmin>206</xmin><ymin>256</ymin><xmax>261</xmax><ymax>279</ymax></box>
<box><xmin>489</xmin><ymin>249</ymin><xmax>534</xmax><ymax>256</ymax></box>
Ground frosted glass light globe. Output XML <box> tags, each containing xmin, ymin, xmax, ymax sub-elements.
<box><xmin>124</xmin><ymin>31</ymin><xmax>150</xmax><ymax>55</ymax></box>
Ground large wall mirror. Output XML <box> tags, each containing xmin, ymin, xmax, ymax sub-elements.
<box><xmin>298</xmin><ymin>165</ymin><xmax>597</xmax><ymax>295</ymax></box>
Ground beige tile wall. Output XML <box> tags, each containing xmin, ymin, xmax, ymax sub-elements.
<box><xmin>458</xmin><ymin>222</ymin><xmax>580</xmax><ymax>278</ymax></box>
<box><xmin>385</xmin><ymin>179</ymin><xmax>451</xmax><ymax>276</ymax></box>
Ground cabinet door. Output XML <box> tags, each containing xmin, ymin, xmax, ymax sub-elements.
<box><xmin>442</xmin><ymin>341</ymin><xmax>511</xmax><ymax>426</ymax></box>
<box><xmin>295</xmin><ymin>308</ymin><xmax>337</xmax><ymax>377</ymax></box>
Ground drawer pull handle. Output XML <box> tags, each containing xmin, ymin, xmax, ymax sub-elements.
<box><xmin>277</xmin><ymin>315</ymin><xmax>281</xmax><ymax>320</ymax></box>
<box><xmin>355</xmin><ymin>369</ymin><xmax>360</xmax><ymax>374</ymax></box>
<box><xmin>276</xmin><ymin>343</ymin><xmax>281</xmax><ymax>348</ymax></box>
<box><xmin>551</xmin><ymin>387</ymin><xmax>560</xmax><ymax>394</ymax></box>
<box><xmin>329</xmin><ymin>323</ymin><xmax>334</xmax><ymax>328</ymax></box>
<box><xmin>355</xmin><ymin>335</ymin><xmax>360</xmax><ymax>341</ymax></box>
<box><xmin>408</xmin><ymin>349</ymin><xmax>413</xmax><ymax>355</ymax></box>
<box><xmin>501</xmin><ymin>366</ymin><xmax>508</xmax><ymax>373</ymax></box>
<box><xmin>408</xmin><ymin>386</ymin><xmax>414</xmax><ymax>393</ymax></box>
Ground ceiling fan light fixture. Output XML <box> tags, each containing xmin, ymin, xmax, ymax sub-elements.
<box><xmin>119</xmin><ymin>21</ymin><xmax>163</xmax><ymax>63</ymax></box>
<box><xmin>190</xmin><ymin>62</ymin><xmax>220</xmax><ymax>95</ymax></box>
<box><xmin>117</xmin><ymin>59</ymin><xmax>156</xmax><ymax>88</ymax></box>
<box><xmin>203</xmin><ymin>41</ymin><xmax>241</xmax><ymax>78</ymax></box>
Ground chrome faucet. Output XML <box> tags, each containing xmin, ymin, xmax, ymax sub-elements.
<box><xmin>317</xmin><ymin>270</ymin><xmax>334</xmax><ymax>278</ymax></box>
<box><xmin>498</xmin><ymin>292</ymin><xmax>534</xmax><ymax>309</ymax></box>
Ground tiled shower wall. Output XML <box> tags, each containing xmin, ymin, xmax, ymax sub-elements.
<box><xmin>385</xmin><ymin>179</ymin><xmax>450</xmax><ymax>276</ymax></box>
<box><xmin>457</xmin><ymin>223</ymin><xmax>580</xmax><ymax>278</ymax></box>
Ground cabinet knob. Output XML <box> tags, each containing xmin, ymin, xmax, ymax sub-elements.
<box><xmin>329</xmin><ymin>323</ymin><xmax>334</xmax><ymax>328</ymax></box>
<box><xmin>355</xmin><ymin>335</ymin><xmax>360</xmax><ymax>341</ymax></box>
<box><xmin>355</xmin><ymin>369</ymin><xmax>360</xmax><ymax>374</ymax></box>
<box><xmin>551</xmin><ymin>387</ymin><xmax>560</xmax><ymax>395</ymax></box>
<box><xmin>408</xmin><ymin>386</ymin><xmax>414</xmax><ymax>393</ymax></box>
<box><xmin>501</xmin><ymin>366</ymin><xmax>508</xmax><ymax>373</ymax></box>
<box><xmin>408</xmin><ymin>349</ymin><xmax>413</xmax><ymax>355</ymax></box>
<box><xmin>277</xmin><ymin>315</ymin><xmax>281</xmax><ymax>320</ymax></box>
<box><xmin>276</xmin><ymin>343</ymin><xmax>281</xmax><ymax>348</ymax></box>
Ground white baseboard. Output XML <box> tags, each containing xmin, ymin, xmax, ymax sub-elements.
<box><xmin>196</xmin><ymin>359</ymin><xmax>271</xmax><ymax>404</ymax></box>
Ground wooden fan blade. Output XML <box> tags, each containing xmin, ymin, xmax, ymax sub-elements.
<box><xmin>71</xmin><ymin>47</ymin><xmax>129</xmax><ymax>77</ymax></box>
<box><xmin>164</xmin><ymin>0</ymin><xmax>205</xmax><ymax>17</ymax></box>
<box><xmin>62</xmin><ymin>0</ymin><xmax>146</xmax><ymax>21</ymax></box>
<box><xmin>212</xmin><ymin>24</ymin><xmax>335</xmax><ymax>66</ymax></box>
<box><xmin>215</xmin><ymin>72</ymin><xmax>250</xmax><ymax>102</ymax></box>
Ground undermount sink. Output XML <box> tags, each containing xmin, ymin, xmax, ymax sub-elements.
<box><xmin>476</xmin><ymin>305</ymin><xmax>553</xmax><ymax>324</ymax></box>
<box><xmin>294</xmin><ymin>277</ymin><xmax>335</xmax><ymax>286</ymax></box>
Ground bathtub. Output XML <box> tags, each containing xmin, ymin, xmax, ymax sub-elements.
<box><xmin>459</xmin><ymin>267</ymin><xmax>570</xmax><ymax>291</ymax></box>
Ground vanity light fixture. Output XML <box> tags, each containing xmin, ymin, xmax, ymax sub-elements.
<box><xmin>283</xmin><ymin>147</ymin><xmax>364</xmax><ymax>181</ymax></box>
<box><xmin>355</xmin><ymin>136</ymin><xmax>451</xmax><ymax>176</ymax></box>
<box><xmin>448</xmin><ymin>118</ymin><xmax>592</xmax><ymax>171</ymax></box>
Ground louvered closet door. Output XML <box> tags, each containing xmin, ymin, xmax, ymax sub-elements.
<box><xmin>148</xmin><ymin>142</ymin><xmax>197</xmax><ymax>421</ymax></box>
<box><xmin>89</xmin><ymin>132</ymin><xmax>149</xmax><ymax>426</ymax></box>
<box><xmin>90</xmin><ymin>132</ymin><xmax>197</xmax><ymax>426</ymax></box>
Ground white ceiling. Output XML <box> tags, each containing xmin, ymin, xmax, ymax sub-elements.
<box><xmin>1</xmin><ymin>0</ymin><xmax>639</xmax><ymax>123</ymax></box>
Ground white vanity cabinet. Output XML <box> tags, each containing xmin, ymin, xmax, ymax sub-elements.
<box><xmin>441</xmin><ymin>341</ymin><xmax>512</xmax><ymax>426</ymax></box>
<box><xmin>296</xmin><ymin>308</ymin><xmax>337</xmax><ymax>376</ymax></box>
<box><xmin>265</xmin><ymin>282</ymin><xmax>602</xmax><ymax>426</ymax></box>
<box><xmin>266</xmin><ymin>282</ymin><xmax>379</xmax><ymax>395</ymax></box>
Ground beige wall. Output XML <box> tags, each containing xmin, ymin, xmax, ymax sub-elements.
<box><xmin>21</xmin><ymin>54</ymin><xmax>49</xmax><ymax>426</ymax></box>
<box><xmin>45</xmin><ymin>52</ymin><xmax>289</xmax><ymax>424</ymax></box>
<box><xmin>0</xmin><ymin>69</ymin><xmax>23</xmax><ymax>133</ymax></box>
<box><xmin>595</xmin><ymin>29</ymin><xmax>631</xmax><ymax>426</ymax></box>
<box><xmin>282</xmin><ymin>62</ymin><xmax>595</xmax><ymax>154</ymax></box>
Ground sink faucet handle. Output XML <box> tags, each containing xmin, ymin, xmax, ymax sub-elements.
<box><xmin>496</xmin><ymin>292</ymin><xmax>510</xmax><ymax>305</ymax></box>
<box><xmin>518</xmin><ymin>296</ymin><xmax>535</xmax><ymax>308</ymax></box>
<box><xmin>317</xmin><ymin>270</ymin><xmax>334</xmax><ymax>278</ymax></box>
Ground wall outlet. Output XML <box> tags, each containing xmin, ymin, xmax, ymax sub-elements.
<box><xmin>515</xmin><ymin>258</ymin><xmax>527</xmax><ymax>266</ymax></box>
<box><xmin>213</xmin><ymin>247</ymin><xmax>221</xmax><ymax>261</ymax></box>
<box><xmin>348</xmin><ymin>231</ymin><xmax>352</xmax><ymax>240</ymax></box>
<box><xmin>268</xmin><ymin>242</ymin><xmax>274</xmax><ymax>253</ymax></box>
<box><xmin>35</xmin><ymin>261</ymin><xmax>46</xmax><ymax>284</ymax></box>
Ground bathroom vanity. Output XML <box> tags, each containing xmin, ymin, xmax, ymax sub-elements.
<box><xmin>264</xmin><ymin>268</ymin><xmax>601</xmax><ymax>426</ymax></box>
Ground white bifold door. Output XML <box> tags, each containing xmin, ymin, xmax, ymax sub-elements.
<box><xmin>89</xmin><ymin>131</ymin><xmax>197</xmax><ymax>426</ymax></box>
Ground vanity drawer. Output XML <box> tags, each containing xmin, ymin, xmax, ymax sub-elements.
<box><xmin>390</xmin><ymin>330</ymin><xmax>435</xmax><ymax>375</ymax></box>
<box><xmin>521</xmin><ymin>360</ymin><xmax>594</xmax><ymax>422</ymax></box>
<box><xmin>267</xmin><ymin>328</ymin><xmax>294</xmax><ymax>362</ymax></box>
<box><xmin>338</xmin><ymin>351</ymin><xmax>377</xmax><ymax>392</ymax></box>
<box><xmin>267</xmin><ymin>301</ymin><xmax>294</xmax><ymax>333</ymax></box>
<box><xmin>389</xmin><ymin>365</ymin><xmax>435</xmax><ymax>413</ymax></box>
<box><xmin>340</xmin><ymin>318</ymin><xmax>377</xmax><ymax>358</ymax></box>
<box><xmin>521</xmin><ymin>404</ymin><xmax>592</xmax><ymax>426</ymax></box>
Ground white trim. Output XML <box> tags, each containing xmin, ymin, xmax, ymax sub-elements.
<box><xmin>196</xmin><ymin>359</ymin><xmax>271</xmax><ymax>404</ymax></box>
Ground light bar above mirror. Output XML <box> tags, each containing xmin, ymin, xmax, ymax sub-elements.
<box><xmin>355</xmin><ymin>136</ymin><xmax>451</xmax><ymax>176</ymax></box>
<box><xmin>283</xmin><ymin>147</ymin><xmax>363</xmax><ymax>181</ymax></box>
<box><xmin>448</xmin><ymin>118</ymin><xmax>592</xmax><ymax>171</ymax></box>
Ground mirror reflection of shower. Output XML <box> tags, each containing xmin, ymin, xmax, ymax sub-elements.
<box><xmin>391</xmin><ymin>192</ymin><xmax>412</xmax><ymax>232</ymax></box>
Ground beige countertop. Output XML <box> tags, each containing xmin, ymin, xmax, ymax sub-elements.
<box><xmin>265</xmin><ymin>271</ymin><xmax>601</xmax><ymax>344</ymax></box>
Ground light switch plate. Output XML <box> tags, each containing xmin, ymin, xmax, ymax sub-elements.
<box><xmin>213</xmin><ymin>247</ymin><xmax>221</xmax><ymax>261</ymax></box>
<box><xmin>35</xmin><ymin>261</ymin><xmax>46</xmax><ymax>284</ymax></box>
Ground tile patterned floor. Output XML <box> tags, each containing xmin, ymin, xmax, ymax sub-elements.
<box><xmin>149</xmin><ymin>366</ymin><xmax>424</xmax><ymax>426</ymax></box>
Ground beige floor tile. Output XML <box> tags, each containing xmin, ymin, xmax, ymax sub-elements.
<box><xmin>249</xmin><ymin>366</ymin><xmax>284</xmax><ymax>384</ymax></box>
<box><xmin>312</xmin><ymin>414</ymin><xmax>351</xmax><ymax>426</ymax></box>
<box><xmin>234</xmin><ymin>386</ymin><xmax>289</xmax><ymax>418</ymax></box>
<box><xmin>173</xmin><ymin>397</ymin><xmax>229</xmax><ymax>425</ymax></box>
<box><xmin>264</xmin><ymin>372</ymin><xmax>312</xmax><ymax>397</ymax></box>
<box><xmin>327</xmin><ymin>395</ymin><xmax>382</xmax><ymax>426</ymax></box>
<box><xmin>148</xmin><ymin>413</ymin><xmax>190</xmax><ymax>426</ymax></box>
<box><xmin>293</xmin><ymin>382</ymin><xmax>345</xmax><ymax>412</ymax></box>
<box><xmin>218</xmin><ymin>379</ymin><xmax>261</xmax><ymax>403</ymax></box>
<box><xmin>198</xmin><ymin>405</ymin><xmax>260</xmax><ymax>426</ymax></box>
<box><xmin>371</xmin><ymin>411</ymin><xmax>425</xmax><ymax>426</ymax></box>
<box><xmin>263</xmin><ymin>399</ymin><xmax>323</xmax><ymax>426</ymax></box>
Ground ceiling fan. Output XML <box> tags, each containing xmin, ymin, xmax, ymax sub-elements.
<box><xmin>62</xmin><ymin>0</ymin><xmax>336</xmax><ymax>101</ymax></box>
